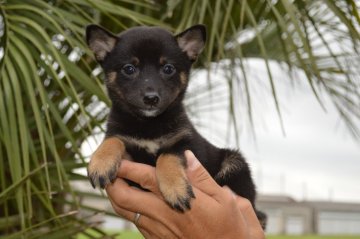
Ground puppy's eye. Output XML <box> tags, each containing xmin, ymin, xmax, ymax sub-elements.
<box><xmin>162</xmin><ymin>64</ymin><xmax>175</xmax><ymax>75</ymax></box>
<box><xmin>122</xmin><ymin>64</ymin><xmax>136</xmax><ymax>75</ymax></box>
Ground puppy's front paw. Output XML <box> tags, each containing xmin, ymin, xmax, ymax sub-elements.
<box><xmin>156</xmin><ymin>154</ymin><xmax>195</xmax><ymax>212</ymax></box>
<box><xmin>160</xmin><ymin>177</ymin><xmax>195</xmax><ymax>212</ymax></box>
<box><xmin>88</xmin><ymin>153</ymin><xmax>120</xmax><ymax>189</ymax></box>
<box><xmin>87</xmin><ymin>137</ymin><xmax>125</xmax><ymax>189</ymax></box>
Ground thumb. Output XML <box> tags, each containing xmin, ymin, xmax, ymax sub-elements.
<box><xmin>185</xmin><ymin>150</ymin><xmax>222</xmax><ymax>197</ymax></box>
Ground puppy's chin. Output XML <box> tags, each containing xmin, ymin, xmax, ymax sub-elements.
<box><xmin>139</xmin><ymin>109</ymin><xmax>161</xmax><ymax>118</ymax></box>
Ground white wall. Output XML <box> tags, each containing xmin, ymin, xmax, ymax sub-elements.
<box><xmin>318</xmin><ymin>211</ymin><xmax>360</xmax><ymax>235</ymax></box>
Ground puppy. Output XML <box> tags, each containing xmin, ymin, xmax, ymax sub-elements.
<box><xmin>86</xmin><ymin>24</ymin><xmax>266</xmax><ymax>226</ymax></box>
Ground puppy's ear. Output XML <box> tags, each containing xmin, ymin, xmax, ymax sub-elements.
<box><xmin>86</xmin><ymin>24</ymin><xmax>118</xmax><ymax>62</ymax></box>
<box><xmin>176</xmin><ymin>25</ymin><xmax>206</xmax><ymax>61</ymax></box>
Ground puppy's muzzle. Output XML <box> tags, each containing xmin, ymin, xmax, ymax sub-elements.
<box><xmin>143</xmin><ymin>92</ymin><xmax>160</xmax><ymax>106</ymax></box>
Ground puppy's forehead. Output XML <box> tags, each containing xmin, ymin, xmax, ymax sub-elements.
<box><xmin>118</xmin><ymin>26</ymin><xmax>173</xmax><ymax>39</ymax></box>
<box><xmin>116</xmin><ymin>27</ymin><xmax>178</xmax><ymax>58</ymax></box>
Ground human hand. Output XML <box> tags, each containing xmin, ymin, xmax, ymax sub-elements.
<box><xmin>106</xmin><ymin>150</ymin><xmax>265</xmax><ymax>239</ymax></box>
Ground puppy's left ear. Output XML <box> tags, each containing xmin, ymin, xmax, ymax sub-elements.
<box><xmin>176</xmin><ymin>25</ymin><xmax>206</xmax><ymax>61</ymax></box>
<box><xmin>86</xmin><ymin>24</ymin><xmax>118</xmax><ymax>62</ymax></box>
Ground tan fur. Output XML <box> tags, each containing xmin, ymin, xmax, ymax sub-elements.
<box><xmin>89</xmin><ymin>38</ymin><xmax>116</xmax><ymax>61</ymax></box>
<box><xmin>177</xmin><ymin>34</ymin><xmax>204</xmax><ymax>60</ymax></box>
<box><xmin>88</xmin><ymin>137</ymin><xmax>125</xmax><ymax>186</ymax></box>
<box><xmin>214</xmin><ymin>153</ymin><xmax>244</xmax><ymax>180</ymax></box>
<box><xmin>156</xmin><ymin>154</ymin><xmax>189</xmax><ymax>206</ymax></box>
<box><xmin>105</xmin><ymin>73</ymin><xmax>125</xmax><ymax>100</ymax></box>
<box><xmin>132</xmin><ymin>57</ymin><xmax>140</xmax><ymax>66</ymax></box>
<box><xmin>159</xmin><ymin>56</ymin><xmax>167</xmax><ymax>65</ymax></box>
<box><xmin>180</xmin><ymin>72</ymin><xmax>187</xmax><ymax>85</ymax></box>
<box><xmin>107</xmin><ymin>71</ymin><xmax>117</xmax><ymax>83</ymax></box>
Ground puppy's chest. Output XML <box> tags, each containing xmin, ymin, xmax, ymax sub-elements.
<box><xmin>123</xmin><ymin>136</ymin><xmax>165</xmax><ymax>154</ymax></box>
<box><xmin>117</xmin><ymin>130</ymin><xmax>191</xmax><ymax>156</ymax></box>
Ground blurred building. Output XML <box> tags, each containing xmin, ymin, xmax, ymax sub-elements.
<box><xmin>257</xmin><ymin>194</ymin><xmax>360</xmax><ymax>235</ymax></box>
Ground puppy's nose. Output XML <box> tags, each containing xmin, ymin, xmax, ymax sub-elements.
<box><xmin>143</xmin><ymin>92</ymin><xmax>160</xmax><ymax>106</ymax></box>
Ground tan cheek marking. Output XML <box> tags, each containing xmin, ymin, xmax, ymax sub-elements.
<box><xmin>180</xmin><ymin>72</ymin><xmax>188</xmax><ymax>85</ymax></box>
<box><xmin>156</xmin><ymin>154</ymin><xmax>188</xmax><ymax>204</ymax></box>
<box><xmin>105</xmin><ymin>72</ymin><xmax>124</xmax><ymax>100</ymax></box>
<box><xmin>107</xmin><ymin>71</ymin><xmax>117</xmax><ymax>83</ymax></box>
<box><xmin>115</xmin><ymin>88</ymin><xmax>124</xmax><ymax>99</ymax></box>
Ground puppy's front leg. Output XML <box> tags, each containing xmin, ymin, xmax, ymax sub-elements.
<box><xmin>88</xmin><ymin>137</ymin><xmax>125</xmax><ymax>189</ymax></box>
<box><xmin>156</xmin><ymin>153</ymin><xmax>195</xmax><ymax>212</ymax></box>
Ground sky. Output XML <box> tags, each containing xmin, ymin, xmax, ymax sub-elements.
<box><xmin>243</xmin><ymin>82</ymin><xmax>360</xmax><ymax>202</ymax></box>
<box><xmin>188</xmin><ymin>59</ymin><xmax>360</xmax><ymax>203</ymax></box>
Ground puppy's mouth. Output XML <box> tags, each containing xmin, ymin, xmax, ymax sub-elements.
<box><xmin>139</xmin><ymin>108</ymin><xmax>160</xmax><ymax>117</ymax></box>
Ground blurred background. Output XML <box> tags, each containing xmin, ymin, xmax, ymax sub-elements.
<box><xmin>1</xmin><ymin>0</ymin><xmax>359</xmax><ymax>238</ymax></box>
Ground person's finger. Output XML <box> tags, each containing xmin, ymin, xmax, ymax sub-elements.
<box><xmin>106</xmin><ymin>178</ymin><xmax>168</xmax><ymax>217</ymax></box>
<box><xmin>108</xmin><ymin>201</ymin><xmax>174</xmax><ymax>239</ymax></box>
<box><xmin>107</xmin><ymin>197</ymin><xmax>143</xmax><ymax>227</ymax></box>
<box><xmin>117</xmin><ymin>160</ymin><xmax>161</xmax><ymax>195</ymax></box>
<box><xmin>106</xmin><ymin>178</ymin><xmax>183</xmax><ymax>236</ymax></box>
<box><xmin>222</xmin><ymin>186</ymin><xmax>259</xmax><ymax>224</ymax></box>
<box><xmin>138</xmin><ymin>228</ymin><xmax>164</xmax><ymax>239</ymax></box>
<box><xmin>185</xmin><ymin>150</ymin><xmax>223</xmax><ymax>198</ymax></box>
<box><xmin>235</xmin><ymin>196</ymin><xmax>258</xmax><ymax>222</ymax></box>
<box><xmin>137</xmin><ymin>228</ymin><xmax>153</xmax><ymax>239</ymax></box>
<box><xmin>235</xmin><ymin>195</ymin><xmax>265</xmax><ymax>239</ymax></box>
<box><xmin>138</xmin><ymin>225</ymin><xmax>176</xmax><ymax>239</ymax></box>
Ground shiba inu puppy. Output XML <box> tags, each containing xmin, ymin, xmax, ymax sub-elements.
<box><xmin>86</xmin><ymin>24</ymin><xmax>266</xmax><ymax>227</ymax></box>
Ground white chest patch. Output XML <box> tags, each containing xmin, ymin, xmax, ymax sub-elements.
<box><xmin>118</xmin><ymin>135</ymin><xmax>168</xmax><ymax>154</ymax></box>
<box><xmin>132</xmin><ymin>138</ymin><xmax>161</xmax><ymax>154</ymax></box>
<box><xmin>117</xmin><ymin>130</ymin><xmax>191</xmax><ymax>155</ymax></box>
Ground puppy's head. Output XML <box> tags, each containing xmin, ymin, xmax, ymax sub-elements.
<box><xmin>86</xmin><ymin>24</ymin><xmax>206</xmax><ymax>118</ymax></box>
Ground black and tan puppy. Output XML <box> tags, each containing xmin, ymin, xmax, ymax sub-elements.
<box><xmin>86</xmin><ymin>24</ymin><xmax>266</xmax><ymax>226</ymax></box>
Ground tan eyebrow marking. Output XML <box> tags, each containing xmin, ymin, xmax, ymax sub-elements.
<box><xmin>159</xmin><ymin>56</ymin><xmax>167</xmax><ymax>65</ymax></box>
<box><xmin>132</xmin><ymin>57</ymin><xmax>140</xmax><ymax>66</ymax></box>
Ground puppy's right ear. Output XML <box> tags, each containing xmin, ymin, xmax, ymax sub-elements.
<box><xmin>86</xmin><ymin>24</ymin><xmax>118</xmax><ymax>62</ymax></box>
<box><xmin>176</xmin><ymin>25</ymin><xmax>206</xmax><ymax>62</ymax></box>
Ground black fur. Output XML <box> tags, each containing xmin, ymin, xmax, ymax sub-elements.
<box><xmin>86</xmin><ymin>24</ymin><xmax>266</xmax><ymax>227</ymax></box>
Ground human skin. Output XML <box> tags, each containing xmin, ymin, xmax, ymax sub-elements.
<box><xmin>106</xmin><ymin>150</ymin><xmax>265</xmax><ymax>239</ymax></box>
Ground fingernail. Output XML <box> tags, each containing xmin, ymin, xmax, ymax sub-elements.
<box><xmin>185</xmin><ymin>150</ymin><xmax>200</xmax><ymax>171</ymax></box>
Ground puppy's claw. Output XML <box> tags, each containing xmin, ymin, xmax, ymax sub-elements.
<box><xmin>98</xmin><ymin>176</ymin><xmax>107</xmax><ymax>189</ymax></box>
<box><xmin>183</xmin><ymin>198</ymin><xmax>191</xmax><ymax>210</ymax></box>
<box><xmin>173</xmin><ymin>203</ymin><xmax>185</xmax><ymax>213</ymax></box>
<box><xmin>89</xmin><ymin>176</ymin><xmax>96</xmax><ymax>189</ymax></box>
<box><xmin>188</xmin><ymin>184</ymin><xmax>195</xmax><ymax>199</ymax></box>
<box><xmin>87</xmin><ymin>156</ymin><xmax>120</xmax><ymax>189</ymax></box>
<box><xmin>169</xmin><ymin>195</ymin><xmax>192</xmax><ymax>212</ymax></box>
<box><xmin>163</xmin><ymin>183</ymin><xmax>194</xmax><ymax>212</ymax></box>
